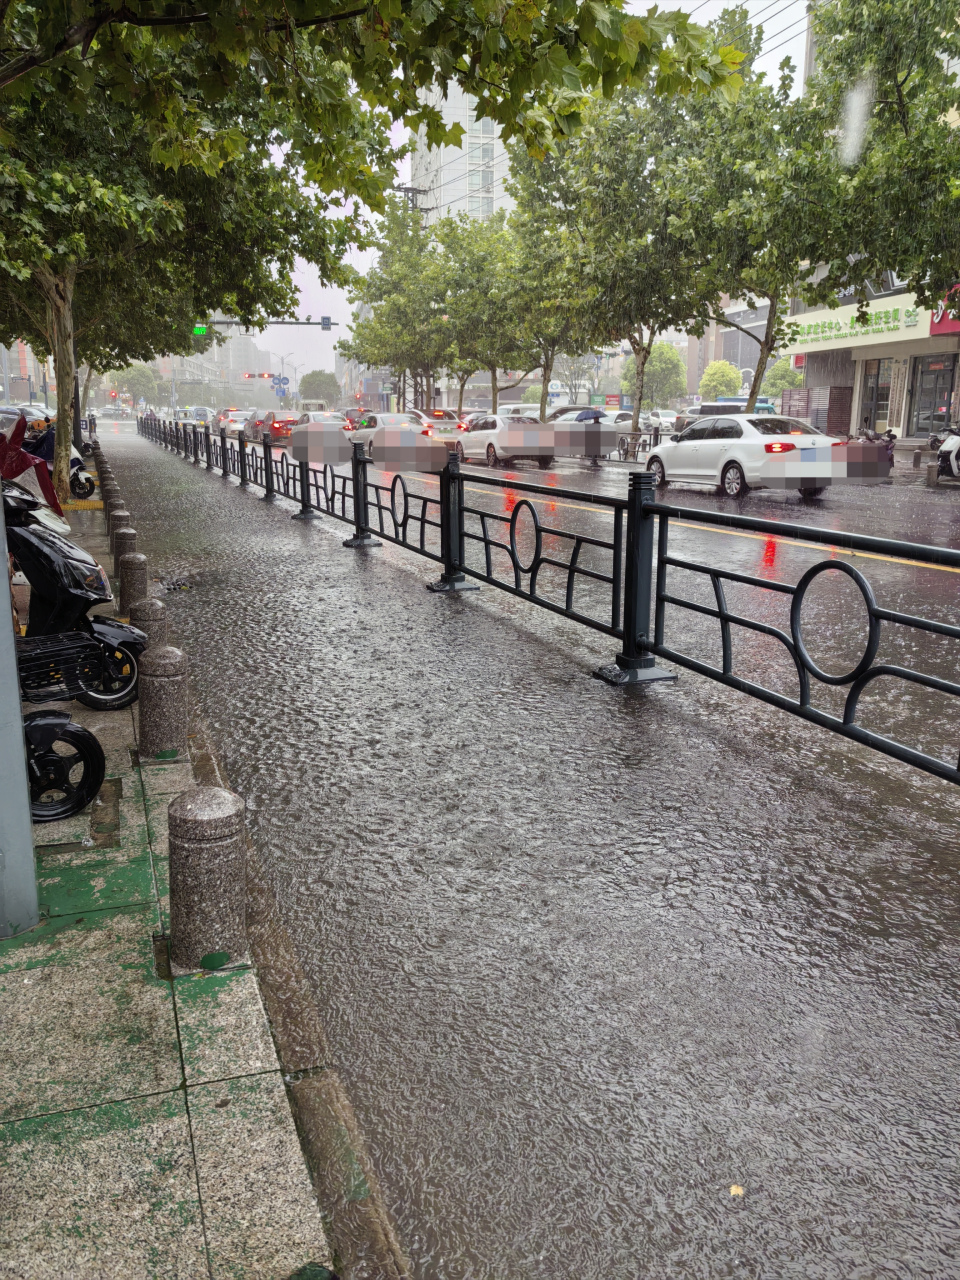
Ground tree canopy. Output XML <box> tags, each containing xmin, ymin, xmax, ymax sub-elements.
<box><xmin>698</xmin><ymin>359</ymin><xmax>741</xmax><ymax>400</ymax></box>
<box><xmin>300</xmin><ymin>369</ymin><xmax>343</xmax><ymax>406</ymax></box>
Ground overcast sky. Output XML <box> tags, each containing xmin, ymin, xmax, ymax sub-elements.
<box><xmin>262</xmin><ymin>0</ymin><xmax>809</xmax><ymax>380</ymax></box>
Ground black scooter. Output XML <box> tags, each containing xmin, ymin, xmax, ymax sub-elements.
<box><xmin>5</xmin><ymin>488</ymin><xmax>147</xmax><ymax>708</ymax></box>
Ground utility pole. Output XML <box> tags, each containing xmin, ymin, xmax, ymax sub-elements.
<box><xmin>0</xmin><ymin>515</ymin><xmax>39</xmax><ymax>938</ymax></box>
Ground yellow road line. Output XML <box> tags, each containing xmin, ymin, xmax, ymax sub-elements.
<box><xmin>416</xmin><ymin>475</ymin><xmax>960</xmax><ymax>576</ymax></box>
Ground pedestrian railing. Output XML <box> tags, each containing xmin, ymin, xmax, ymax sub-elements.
<box><xmin>138</xmin><ymin>414</ymin><xmax>960</xmax><ymax>787</ymax></box>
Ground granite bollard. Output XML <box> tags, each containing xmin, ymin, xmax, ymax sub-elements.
<box><xmin>108</xmin><ymin>508</ymin><xmax>130</xmax><ymax>553</ymax></box>
<box><xmin>138</xmin><ymin>645</ymin><xmax>188</xmax><ymax>760</ymax></box>
<box><xmin>129</xmin><ymin>597</ymin><xmax>167</xmax><ymax>648</ymax></box>
<box><xmin>168</xmin><ymin>787</ymin><xmax>247</xmax><ymax>972</ymax></box>
<box><xmin>113</xmin><ymin>527</ymin><xmax>136</xmax><ymax>577</ymax></box>
<box><xmin>119</xmin><ymin>552</ymin><xmax>148</xmax><ymax>617</ymax></box>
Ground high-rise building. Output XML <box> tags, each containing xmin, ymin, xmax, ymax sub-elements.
<box><xmin>409</xmin><ymin>84</ymin><xmax>514</xmax><ymax>224</ymax></box>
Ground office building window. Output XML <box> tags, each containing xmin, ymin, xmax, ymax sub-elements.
<box><xmin>480</xmin><ymin>169</ymin><xmax>493</xmax><ymax>189</ymax></box>
<box><xmin>468</xmin><ymin>197</ymin><xmax>482</xmax><ymax>215</ymax></box>
<box><xmin>481</xmin><ymin>196</ymin><xmax>493</xmax><ymax>216</ymax></box>
<box><xmin>469</xmin><ymin>171</ymin><xmax>481</xmax><ymax>190</ymax></box>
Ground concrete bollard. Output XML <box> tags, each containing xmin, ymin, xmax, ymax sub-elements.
<box><xmin>138</xmin><ymin>645</ymin><xmax>188</xmax><ymax>760</ymax></box>
<box><xmin>113</xmin><ymin>527</ymin><xmax>136</xmax><ymax>577</ymax></box>
<box><xmin>108</xmin><ymin>508</ymin><xmax>130</xmax><ymax>553</ymax></box>
<box><xmin>168</xmin><ymin>787</ymin><xmax>247</xmax><ymax>972</ymax></box>
<box><xmin>130</xmin><ymin>597</ymin><xmax>167</xmax><ymax>648</ymax></box>
<box><xmin>926</xmin><ymin>463</ymin><xmax>940</xmax><ymax>487</ymax></box>
<box><xmin>104</xmin><ymin>496</ymin><xmax>124</xmax><ymax>531</ymax></box>
<box><xmin>119</xmin><ymin>552</ymin><xmax>148</xmax><ymax>616</ymax></box>
<box><xmin>913</xmin><ymin>449</ymin><xmax>922</xmax><ymax>469</ymax></box>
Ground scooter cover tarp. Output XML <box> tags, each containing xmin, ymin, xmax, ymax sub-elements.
<box><xmin>0</xmin><ymin>415</ymin><xmax>64</xmax><ymax>516</ymax></box>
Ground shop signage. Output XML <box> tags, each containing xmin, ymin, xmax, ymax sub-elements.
<box><xmin>930</xmin><ymin>287</ymin><xmax>960</xmax><ymax>336</ymax></box>
<box><xmin>792</xmin><ymin>304</ymin><xmax>919</xmax><ymax>348</ymax></box>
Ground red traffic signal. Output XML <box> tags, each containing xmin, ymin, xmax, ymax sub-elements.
<box><xmin>109</xmin><ymin>390</ymin><xmax>118</xmax><ymax>398</ymax></box>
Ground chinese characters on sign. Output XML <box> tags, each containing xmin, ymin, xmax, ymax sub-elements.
<box><xmin>794</xmin><ymin>307</ymin><xmax>919</xmax><ymax>347</ymax></box>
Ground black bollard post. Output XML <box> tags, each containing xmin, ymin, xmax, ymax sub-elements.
<box><xmin>595</xmin><ymin>471</ymin><xmax>676</xmax><ymax>686</ymax></box>
<box><xmin>342</xmin><ymin>441</ymin><xmax>382</xmax><ymax>548</ymax></box>
<box><xmin>428</xmin><ymin>455</ymin><xmax>478</xmax><ymax>593</ymax></box>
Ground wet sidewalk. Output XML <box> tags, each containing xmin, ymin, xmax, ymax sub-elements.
<box><xmin>0</xmin><ymin>506</ymin><xmax>332</xmax><ymax>1278</ymax></box>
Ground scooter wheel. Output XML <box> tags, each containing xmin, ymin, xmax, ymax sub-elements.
<box><xmin>76</xmin><ymin>643</ymin><xmax>139</xmax><ymax>709</ymax></box>
<box><xmin>28</xmin><ymin>722</ymin><xmax>105</xmax><ymax>822</ymax></box>
<box><xmin>70</xmin><ymin>473</ymin><xmax>96</xmax><ymax>499</ymax></box>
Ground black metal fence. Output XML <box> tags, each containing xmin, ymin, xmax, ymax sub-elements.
<box><xmin>139</xmin><ymin>414</ymin><xmax>960</xmax><ymax>787</ymax></box>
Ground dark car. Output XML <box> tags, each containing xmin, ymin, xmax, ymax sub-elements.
<box><xmin>262</xmin><ymin>409</ymin><xmax>300</xmax><ymax>443</ymax></box>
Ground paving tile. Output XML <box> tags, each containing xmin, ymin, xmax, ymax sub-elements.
<box><xmin>0</xmin><ymin>1091</ymin><xmax>208</xmax><ymax>1279</ymax></box>
<box><xmin>0</xmin><ymin>957</ymin><xmax>180</xmax><ymax>1121</ymax></box>
<box><xmin>145</xmin><ymin>792</ymin><xmax>170</xmax><ymax>856</ymax></box>
<box><xmin>189</xmin><ymin>1073</ymin><xmax>330</xmax><ymax>1279</ymax></box>
<box><xmin>175</xmin><ymin>968</ymin><xmax>277</xmax><ymax>1085</ymax></box>
<box><xmin>0</xmin><ymin>904</ymin><xmax>159</xmax><ymax>974</ymax></box>
<box><xmin>140</xmin><ymin>761</ymin><xmax>196</xmax><ymax>797</ymax></box>
<box><xmin>37</xmin><ymin>854</ymin><xmax>155</xmax><ymax>917</ymax></box>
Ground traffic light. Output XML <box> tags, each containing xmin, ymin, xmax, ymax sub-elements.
<box><xmin>109</xmin><ymin>390</ymin><xmax>118</xmax><ymax>399</ymax></box>
<box><xmin>243</xmin><ymin>372</ymin><xmax>273</xmax><ymax>378</ymax></box>
<box><xmin>243</xmin><ymin>372</ymin><xmax>253</xmax><ymax>379</ymax></box>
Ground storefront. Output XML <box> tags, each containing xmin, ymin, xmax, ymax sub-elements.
<box><xmin>782</xmin><ymin>293</ymin><xmax>960</xmax><ymax>437</ymax></box>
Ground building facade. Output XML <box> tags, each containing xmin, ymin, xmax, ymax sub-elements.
<box><xmin>409</xmin><ymin>84</ymin><xmax>514</xmax><ymax>224</ymax></box>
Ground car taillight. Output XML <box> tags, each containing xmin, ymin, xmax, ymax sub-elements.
<box><xmin>764</xmin><ymin>441</ymin><xmax>796</xmax><ymax>453</ymax></box>
<box><xmin>421</xmin><ymin>428</ymin><xmax>431</xmax><ymax>436</ymax></box>
<box><xmin>831</xmin><ymin>439</ymin><xmax>846</xmax><ymax>446</ymax></box>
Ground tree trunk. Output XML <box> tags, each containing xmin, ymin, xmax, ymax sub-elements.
<box><xmin>489</xmin><ymin>367</ymin><xmax>498</xmax><ymax>415</ymax></box>
<box><xmin>629</xmin><ymin>327</ymin><xmax>657</xmax><ymax>431</ymax></box>
<box><xmin>80</xmin><ymin>365</ymin><xmax>94</xmax><ymax>419</ymax></box>
<box><xmin>456</xmin><ymin>374</ymin><xmax>469</xmax><ymax>416</ymax></box>
<box><xmin>540</xmin><ymin>353</ymin><xmax>553</xmax><ymax>423</ymax></box>
<box><xmin>34</xmin><ymin>263</ymin><xmax>77</xmax><ymax>503</ymax></box>
<box><xmin>745</xmin><ymin>294</ymin><xmax>779</xmax><ymax>411</ymax></box>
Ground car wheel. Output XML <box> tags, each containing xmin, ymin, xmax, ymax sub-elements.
<box><xmin>455</xmin><ymin>441</ymin><xmax>465</xmax><ymax>462</ymax></box>
<box><xmin>647</xmin><ymin>456</ymin><xmax>667</xmax><ymax>487</ymax></box>
<box><xmin>536</xmin><ymin>456</ymin><xmax>553</xmax><ymax>470</ymax></box>
<box><xmin>799</xmin><ymin>485</ymin><xmax>827</xmax><ymax>499</ymax></box>
<box><xmin>722</xmin><ymin>462</ymin><xmax>749</xmax><ymax>498</ymax></box>
<box><xmin>486</xmin><ymin>444</ymin><xmax>499</xmax><ymax>468</ymax></box>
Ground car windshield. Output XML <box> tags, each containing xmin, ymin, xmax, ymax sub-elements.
<box><xmin>750</xmin><ymin>417</ymin><xmax>823</xmax><ymax>435</ymax></box>
<box><xmin>377</xmin><ymin>415</ymin><xmax>420</xmax><ymax>426</ymax></box>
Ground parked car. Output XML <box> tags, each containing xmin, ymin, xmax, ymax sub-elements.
<box><xmin>646</xmin><ymin>414</ymin><xmax>845</xmax><ymax>499</ymax></box>
<box><xmin>261</xmin><ymin>409</ymin><xmax>301</xmax><ymax>443</ymax></box>
<box><xmin>296</xmin><ymin>411</ymin><xmax>349</xmax><ymax>426</ymax></box>
<box><xmin>646</xmin><ymin>408</ymin><xmax>678</xmax><ymax>434</ymax></box>
<box><xmin>351</xmin><ymin>412</ymin><xmax>428</xmax><ymax>456</ymax></box>
<box><xmin>454</xmin><ymin>414</ymin><xmax>554</xmax><ymax>469</ymax></box>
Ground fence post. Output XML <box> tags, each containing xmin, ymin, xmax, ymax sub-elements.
<box><xmin>261</xmin><ymin>431</ymin><xmax>275</xmax><ymax>500</ymax></box>
<box><xmin>595</xmin><ymin>471</ymin><xmax>676</xmax><ymax>686</ymax></box>
<box><xmin>292</xmin><ymin>458</ymin><xmax>321</xmax><ymax>520</ymax></box>
<box><xmin>428</xmin><ymin>455</ymin><xmax>478</xmax><ymax>593</ymax></box>
<box><xmin>342</xmin><ymin>441</ymin><xmax>382</xmax><ymax>548</ymax></box>
<box><xmin>205</xmin><ymin>424</ymin><xmax>213</xmax><ymax>470</ymax></box>
<box><xmin>238</xmin><ymin>430</ymin><xmax>249</xmax><ymax>486</ymax></box>
<box><xmin>219</xmin><ymin>427</ymin><xmax>228</xmax><ymax>475</ymax></box>
<box><xmin>192</xmin><ymin>424</ymin><xmax>200</xmax><ymax>463</ymax></box>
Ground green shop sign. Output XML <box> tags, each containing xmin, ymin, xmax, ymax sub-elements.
<box><xmin>793</xmin><ymin>304</ymin><xmax>919</xmax><ymax>347</ymax></box>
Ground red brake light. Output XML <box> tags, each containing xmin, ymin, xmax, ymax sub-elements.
<box><xmin>831</xmin><ymin>439</ymin><xmax>846</xmax><ymax>446</ymax></box>
<box><xmin>764</xmin><ymin>440</ymin><xmax>796</xmax><ymax>453</ymax></box>
<box><xmin>421</xmin><ymin>428</ymin><xmax>431</xmax><ymax>436</ymax></box>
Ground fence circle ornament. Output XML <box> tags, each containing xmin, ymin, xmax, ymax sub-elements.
<box><xmin>390</xmin><ymin>473</ymin><xmax>409</xmax><ymax>531</ymax></box>
<box><xmin>790</xmin><ymin>560</ymin><xmax>881</xmax><ymax>685</ymax></box>
<box><xmin>509</xmin><ymin>499</ymin><xmax>542</xmax><ymax>575</ymax></box>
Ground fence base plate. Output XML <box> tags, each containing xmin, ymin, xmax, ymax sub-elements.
<box><xmin>594</xmin><ymin>661</ymin><xmax>678</xmax><ymax>687</ymax></box>
<box><xmin>260</xmin><ymin>492</ymin><xmax>278</xmax><ymax>501</ymax></box>
<box><xmin>342</xmin><ymin>533</ymin><xmax>382</xmax><ymax>548</ymax></box>
<box><xmin>292</xmin><ymin>508</ymin><xmax>322</xmax><ymax>521</ymax></box>
<box><xmin>427</xmin><ymin>576</ymin><xmax>479</xmax><ymax>593</ymax></box>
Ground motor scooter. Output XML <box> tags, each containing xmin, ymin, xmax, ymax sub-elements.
<box><xmin>936</xmin><ymin>426</ymin><xmax>960</xmax><ymax>478</ymax></box>
<box><xmin>2</xmin><ymin>478</ymin><xmax>72</xmax><ymax>534</ymax></box>
<box><xmin>5</xmin><ymin>491</ymin><xmax>147</xmax><ymax>708</ymax></box>
<box><xmin>21</xmin><ymin>424</ymin><xmax>96</xmax><ymax>498</ymax></box>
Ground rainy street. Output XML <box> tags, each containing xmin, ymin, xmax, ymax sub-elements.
<box><xmin>108</xmin><ymin>424</ymin><xmax>960</xmax><ymax>1280</ymax></box>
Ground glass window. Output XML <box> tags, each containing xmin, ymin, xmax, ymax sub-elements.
<box><xmin>709</xmin><ymin>418</ymin><xmax>743</xmax><ymax>439</ymax></box>
<box><xmin>480</xmin><ymin>170</ymin><xmax>493</xmax><ymax>189</ymax></box>
<box><xmin>481</xmin><ymin>118</ymin><xmax>494</xmax><ymax>135</ymax></box>
<box><xmin>749</xmin><ymin>417</ymin><xmax>823</xmax><ymax>434</ymax></box>
<box><xmin>468</xmin><ymin>197</ymin><xmax>482</xmax><ymax>214</ymax></box>
<box><xmin>481</xmin><ymin>196</ymin><xmax>494</xmax><ymax>215</ymax></box>
<box><xmin>469</xmin><ymin>171</ymin><xmax>481</xmax><ymax>190</ymax></box>
<box><xmin>678</xmin><ymin>421</ymin><xmax>712</xmax><ymax>441</ymax></box>
<box><xmin>481</xmin><ymin>144</ymin><xmax>494</xmax><ymax>162</ymax></box>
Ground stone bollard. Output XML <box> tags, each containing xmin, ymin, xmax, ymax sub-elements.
<box><xmin>926</xmin><ymin>463</ymin><xmax>940</xmax><ymax>487</ymax></box>
<box><xmin>168</xmin><ymin>787</ymin><xmax>247</xmax><ymax>972</ymax></box>
<box><xmin>130</xmin><ymin>597</ymin><xmax>167</xmax><ymax>648</ymax></box>
<box><xmin>119</xmin><ymin>552</ymin><xmax>148</xmax><ymax>616</ymax></box>
<box><xmin>913</xmin><ymin>449</ymin><xmax>922</xmax><ymax>469</ymax></box>
<box><xmin>113</xmin><ymin>527</ymin><xmax>136</xmax><ymax>577</ymax></box>
<box><xmin>138</xmin><ymin>645</ymin><xmax>188</xmax><ymax>760</ymax></box>
<box><xmin>104</xmin><ymin>496</ymin><xmax>124</xmax><ymax>531</ymax></box>
<box><xmin>108</xmin><ymin>508</ymin><xmax>130</xmax><ymax>553</ymax></box>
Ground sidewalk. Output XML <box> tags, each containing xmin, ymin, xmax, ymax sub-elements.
<box><xmin>1</xmin><ymin>497</ymin><xmax>334</xmax><ymax>1278</ymax></box>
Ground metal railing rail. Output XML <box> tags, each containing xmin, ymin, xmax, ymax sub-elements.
<box><xmin>138</xmin><ymin>414</ymin><xmax>960</xmax><ymax>786</ymax></box>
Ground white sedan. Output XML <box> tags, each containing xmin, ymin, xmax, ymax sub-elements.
<box><xmin>453</xmin><ymin>413</ymin><xmax>554</xmax><ymax>468</ymax></box>
<box><xmin>646</xmin><ymin>414</ymin><xmax>846</xmax><ymax>498</ymax></box>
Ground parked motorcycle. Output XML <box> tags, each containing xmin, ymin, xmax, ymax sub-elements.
<box><xmin>2</xmin><ymin>478</ymin><xmax>71</xmax><ymax>534</ymax></box>
<box><xmin>18</xmin><ymin>632</ymin><xmax>107</xmax><ymax>821</ymax></box>
<box><xmin>21</xmin><ymin>424</ymin><xmax>96</xmax><ymax>498</ymax></box>
<box><xmin>936</xmin><ymin>426</ymin><xmax>960</xmax><ymax>478</ymax></box>
<box><xmin>5</xmin><ymin>494</ymin><xmax>146</xmax><ymax>707</ymax></box>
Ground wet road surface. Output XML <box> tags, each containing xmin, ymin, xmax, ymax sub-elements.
<box><xmin>105</xmin><ymin>426</ymin><xmax>960</xmax><ymax>1279</ymax></box>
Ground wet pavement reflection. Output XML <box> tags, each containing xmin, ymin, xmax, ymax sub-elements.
<box><xmin>107</xmin><ymin>426</ymin><xmax>960</xmax><ymax>1279</ymax></box>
